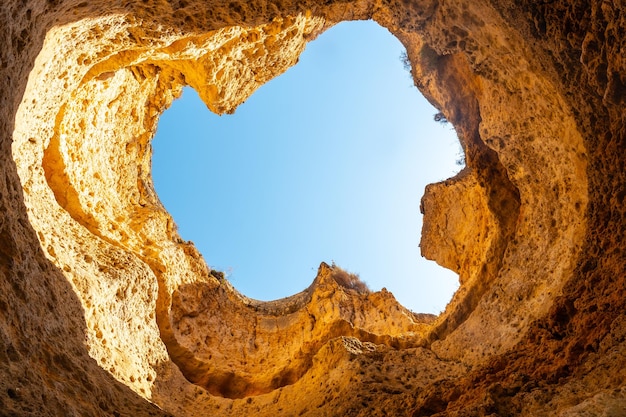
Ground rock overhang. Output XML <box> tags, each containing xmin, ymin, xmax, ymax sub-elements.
<box><xmin>2</xmin><ymin>0</ymin><xmax>622</xmax><ymax>415</ymax></box>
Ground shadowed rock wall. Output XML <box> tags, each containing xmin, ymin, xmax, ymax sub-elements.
<box><xmin>0</xmin><ymin>0</ymin><xmax>624</xmax><ymax>415</ymax></box>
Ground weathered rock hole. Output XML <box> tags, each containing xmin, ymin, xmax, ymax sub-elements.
<box><xmin>152</xmin><ymin>21</ymin><xmax>462</xmax><ymax>313</ymax></box>
<box><xmin>6</xmin><ymin>0</ymin><xmax>603</xmax><ymax>412</ymax></box>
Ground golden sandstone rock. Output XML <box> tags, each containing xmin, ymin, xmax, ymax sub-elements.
<box><xmin>1</xmin><ymin>0</ymin><xmax>624</xmax><ymax>415</ymax></box>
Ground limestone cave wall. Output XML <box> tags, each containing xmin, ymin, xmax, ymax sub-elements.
<box><xmin>0</xmin><ymin>0</ymin><xmax>624</xmax><ymax>415</ymax></box>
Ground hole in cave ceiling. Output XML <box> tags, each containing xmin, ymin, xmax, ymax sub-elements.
<box><xmin>151</xmin><ymin>20</ymin><xmax>462</xmax><ymax>314</ymax></box>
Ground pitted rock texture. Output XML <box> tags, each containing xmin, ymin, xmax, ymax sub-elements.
<box><xmin>1</xmin><ymin>0</ymin><xmax>624</xmax><ymax>416</ymax></box>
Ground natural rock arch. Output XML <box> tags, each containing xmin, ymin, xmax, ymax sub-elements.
<box><xmin>1</xmin><ymin>0</ymin><xmax>624</xmax><ymax>415</ymax></box>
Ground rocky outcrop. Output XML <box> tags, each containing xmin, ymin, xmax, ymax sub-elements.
<box><xmin>1</xmin><ymin>0</ymin><xmax>624</xmax><ymax>415</ymax></box>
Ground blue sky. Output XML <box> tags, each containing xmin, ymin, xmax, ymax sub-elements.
<box><xmin>151</xmin><ymin>20</ymin><xmax>461</xmax><ymax>314</ymax></box>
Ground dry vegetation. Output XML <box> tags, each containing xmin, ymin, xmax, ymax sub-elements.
<box><xmin>331</xmin><ymin>265</ymin><xmax>370</xmax><ymax>294</ymax></box>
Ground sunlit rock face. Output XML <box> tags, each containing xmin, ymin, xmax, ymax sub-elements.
<box><xmin>1</xmin><ymin>0</ymin><xmax>624</xmax><ymax>415</ymax></box>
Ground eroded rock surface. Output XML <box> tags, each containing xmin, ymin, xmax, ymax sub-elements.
<box><xmin>1</xmin><ymin>0</ymin><xmax>624</xmax><ymax>415</ymax></box>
